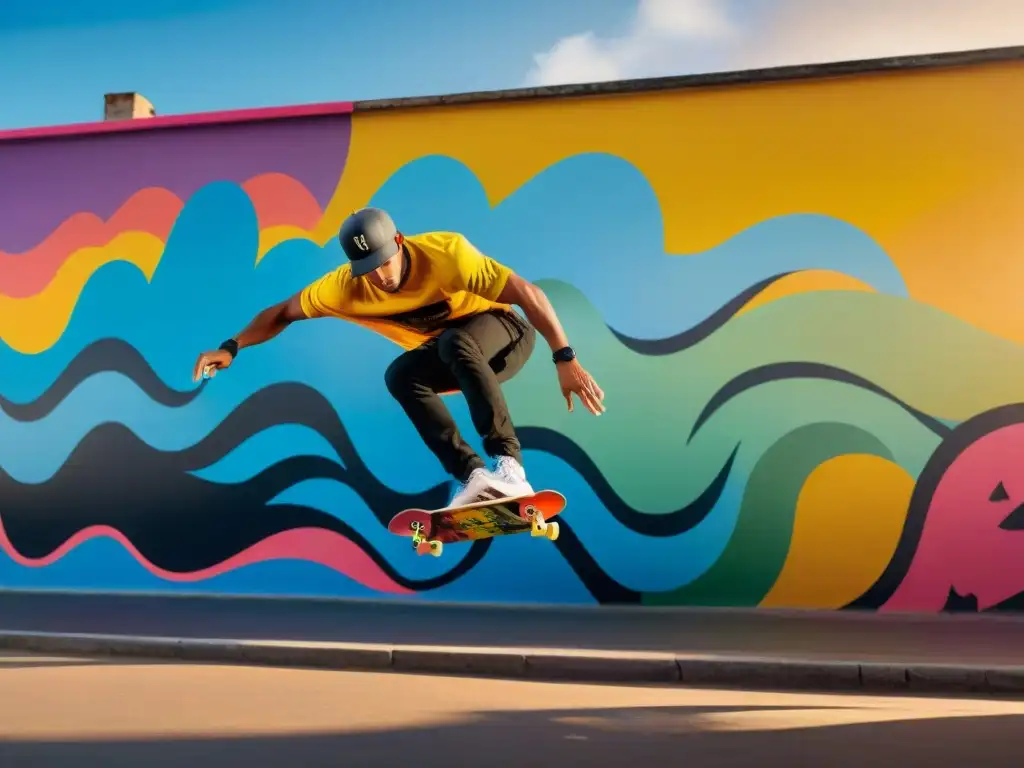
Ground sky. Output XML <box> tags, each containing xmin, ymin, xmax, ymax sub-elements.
<box><xmin>0</xmin><ymin>0</ymin><xmax>1020</xmax><ymax>130</ymax></box>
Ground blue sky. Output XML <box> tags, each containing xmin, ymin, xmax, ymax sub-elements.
<box><xmin>1</xmin><ymin>0</ymin><xmax>1017</xmax><ymax>130</ymax></box>
<box><xmin>0</xmin><ymin>0</ymin><xmax>637</xmax><ymax>129</ymax></box>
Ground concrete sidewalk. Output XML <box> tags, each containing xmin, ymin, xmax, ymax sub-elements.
<box><xmin>1</xmin><ymin>591</ymin><xmax>1023</xmax><ymax>695</ymax></box>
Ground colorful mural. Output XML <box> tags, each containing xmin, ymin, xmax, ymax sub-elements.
<box><xmin>1</xmin><ymin>55</ymin><xmax>1022</xmax><ymax>611</ymax></box>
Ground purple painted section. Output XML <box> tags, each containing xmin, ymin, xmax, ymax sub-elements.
<box><xmin>0</xmin><ymin>114</ymin><xmax>352</xmax><ymax>253</ymax></box>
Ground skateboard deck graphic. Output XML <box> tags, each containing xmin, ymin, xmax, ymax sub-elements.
<box><xmin>387</xmin><ymin>490</ymin><xmax>566</xmax><ymax>557</ymax></box>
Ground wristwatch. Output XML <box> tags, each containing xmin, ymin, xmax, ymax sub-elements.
<box><xmin>552</xmin><ymin>345</ymin><xmax>576</xmax><ymax>364</ymax></box>
<box><xmin>219</xmin><ymin>338</ymin><xmax>239</xmax><ymax>359</ymax></box>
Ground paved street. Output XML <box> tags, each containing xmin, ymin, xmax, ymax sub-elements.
<box><xmin>3</xmin><ymin>591</ymin><xmax>1024</xmax><ymax>665</ymax></box>
<box><xmin>4</xmin><ymin>593</ymin><xmax>1024</xmax><ymax>765</ymax></box>
<box><xmin>0</xmin><ymin>651</ymin><xmax>1023</xmax><ymax>767</ymax></box>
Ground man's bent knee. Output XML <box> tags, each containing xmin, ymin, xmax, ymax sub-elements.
<box><xmin>384</xmin><ymin>355</ymin><xmax>416</xmax><ymax>398</ymax></box>
<box><xmin>437</xmin><ymin>327</ymin><xmax>481</xmax><ymax>367</ymax></box>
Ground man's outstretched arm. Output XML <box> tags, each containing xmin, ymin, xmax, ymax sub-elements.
<box><xmin>191</xmin><ymin>292</ymin><xmax>312</xmax><ymax>381</ymax></box>
<box><xmin>233</xmin><ymin>292</ymin><xmax>310</xmax><ymax>349</ymax></box>
<box><xmin>495</xmin><ymin>273</ymin><xmax>606</xmax><ymax>416</ymax></box>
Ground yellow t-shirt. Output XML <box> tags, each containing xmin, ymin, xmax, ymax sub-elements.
<box><xmin>298</xmin><ymin>231</ymin><xmax>514</xmax><ymax>350</ymax></box>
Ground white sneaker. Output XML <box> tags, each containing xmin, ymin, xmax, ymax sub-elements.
<box><xmin>493</xmin><ymin>455</ymin><xmax>533</xmax><ymax>495</ymax></box>
<box><xmin>446</xmin><ymin>468</ymin><xmax>497</xmax><ymax>509</ymax></box>
<box><xmin>446</xmin><ymin>460</ymin><xmax>533</xmax><ymax>509</ymax></box>
<box><xmin>491</xmin><ymin>455</ymin><xmax>535</xmax><ymax>500</ymax></box>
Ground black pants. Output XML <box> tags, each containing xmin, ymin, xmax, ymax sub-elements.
<box><xmin>384</xmin><ymin>309</ymin><xmax>536</xmax><ymax>483</ymax></box>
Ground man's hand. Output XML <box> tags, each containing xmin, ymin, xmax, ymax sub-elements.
<box><xmin>190</xmin><ymin>293</ymin><xmax>311</xmax><ymax>383</ymax></box>
<box><xmin>557</xmin><ymin>359</ymin><xmax>606</xmax><ymax>415</ymax></box>
<box><xmin>192</xmin><ymin>349</ymin><xmax>234</xmax><ymax>382</ymax></box>
<box><xmin>490</xmin><ymin>274</ymin><xmax>606</xmax><ymax>415</ymax></box>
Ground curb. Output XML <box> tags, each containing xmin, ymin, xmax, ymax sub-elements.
<box><xmin>1</xmin><ymin>630</ymin><xmax>1021</xmax><ymax>696</ymax></box>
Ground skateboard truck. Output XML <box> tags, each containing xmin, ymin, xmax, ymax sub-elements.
<box><xmin>524</xmin><ymin>504</ymin><xmax>560</xmax><ymax>541</ymax></box>
<box><xmin>409</xmin><ymin>519</ymin><xmax>444</xmax><ymax>557</ymax></box>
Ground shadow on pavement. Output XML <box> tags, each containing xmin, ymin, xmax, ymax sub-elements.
<box><xmin>1</xmin><ymin>703</ymin><xmax>1023</xmax><ymax>767</ymax></box>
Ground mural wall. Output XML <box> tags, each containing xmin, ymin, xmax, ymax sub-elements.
<box><xmin>1</xmin><ymin>57</ymin><xmax>1022</xmax><ymax>611</ymax></box>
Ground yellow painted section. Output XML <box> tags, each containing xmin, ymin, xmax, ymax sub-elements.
<box><xmin>256</xmin><ymin>226</ymin><xmax>315</xmax><ymax>262</ymax></box>
<box><xmin>316</xmin><ymin>60</ymin><xmax>1024</xmax><ymax>341</ymax></box>
<box><xmin>23</xmin><ymin>60</ymin><xmax>1021</xmax><ymax>350</ymax></box>
<box><xmin>760</xmin><ymin>454</ymin><xmax>915</xmax><ymax>609</ymax></box>
<box><xmin>5</xmin><ymin>222</ymin><xmax>311</xmax><ymax>354</ymax></box>
<box><xmin>0</xmin><ymin>232</ymin><xmax>163</xmax><ymax>355</ymax></box>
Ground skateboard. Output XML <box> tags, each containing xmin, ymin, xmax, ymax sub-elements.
<box><xmin>387</xmin><ymin>490</ymin><xmax>566</xmax><ymax>557</ymax></box>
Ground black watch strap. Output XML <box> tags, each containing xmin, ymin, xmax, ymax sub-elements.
<box><xmin>552</xmin><ymin>346</ymin><xmax>575</xmax><ymax>364</ymax></box>
<box><xmin>219</xmin><ymin>338</ymin><xmax>239</xmax><ymax>359</ymax></box>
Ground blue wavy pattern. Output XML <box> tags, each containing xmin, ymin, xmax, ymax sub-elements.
<box><xmin>0</xmin><ymin>150</ymin><xmax>946</xmax><ymax>605</ymax></box>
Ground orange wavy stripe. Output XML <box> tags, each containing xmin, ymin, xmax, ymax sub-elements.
<box><xmin>0</xmin><ymin>188</ymin><xmax>182</xmax><ymax>298</ymax></box>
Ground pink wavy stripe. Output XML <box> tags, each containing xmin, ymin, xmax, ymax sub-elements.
<box><xmin>0</xmin><ymin>521</ymin><xmax>414</xmax><ymax>595</ymax></box>
<box><xmin>242</xmin><ymin>172</ymin><xmax>323</xmax><ymax>231</ymax></box>
<box><xmin>0</xmin><ymin>173</ymin><xmax>324</xmax><ymax>298</ymax></box>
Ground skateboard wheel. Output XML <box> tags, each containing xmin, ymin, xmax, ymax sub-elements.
<box><xmin>530</xmin><ymin>510</ymin><xmax>547</xmax><ymax>537</ymax></box>
<box><xmin>545</xmin><ymin>522</ymin><xmax>560</xmax><ymax>541</ymax></box>
<box><xmin>429</xmin><ymin>540</ymin><xmax>443</xmax><ymax>557</ymax></box>
<box><xmin>524</xmin><ymin>504</ymin><xmax>537</xmax><ymax>519</ymax></box>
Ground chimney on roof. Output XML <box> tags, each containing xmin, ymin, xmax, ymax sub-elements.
<box><xmin>103</xmin><ymin>92</ymin><xmax>156</xmax><ymax>121</ymax></box>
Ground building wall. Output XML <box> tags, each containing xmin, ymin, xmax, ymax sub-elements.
<box><xmin>0</xmin><ymin>57</ymin><xmax>1022</xmax><ymax>611</ymax></box>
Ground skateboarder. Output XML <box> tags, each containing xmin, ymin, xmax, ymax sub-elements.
<box><xmin>192</xmin><ymin>207</ymin><xmax>605</xmax><ymax>508</ymax></box>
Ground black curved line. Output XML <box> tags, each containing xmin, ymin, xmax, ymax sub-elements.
<box><xmin>0</xmin><ymin>422</ymin><xmax>490</xmax><ymax>590</ymax></box>
<box><xmin>551</xmin><ymin>519</ymin><xmax>640</xmax><ymax>604</ymax></box>
<box><xmin>845</xmin><ymin>402</ymin><xmax>1024</xmax><ymax>610</ymax></box>
<box><xmin>0</xmin><ymin>338</ymin><xmax>204</xmax><ymax>422</ymax></box>
<box><xmin>608</xmin><ymin>272</ymin><xmax>796</xmax><ymax>355</ymax></box>
<box><xmin>519</xmin><ymin>427</ymin><xmax>739</xmax><ymax>537</ymax></box>
<box><xmin>688</xmin><ymin>362</ymin><xmax>951</xmax><ymax>443</ymax></box>
<box><xmin>13</xmin><ymin>342</ymin><xmax>738</xmax><ymax>536</ymax></box>
<box><xmin>4</xmin><ymin>380</ymin><xmax>730</xmax><ymax>596</ymax></box>
<box><xmin>178</xmin><ymin>382</ymin><xmax>452</xmax><ymax>522</ymax></box>
<box><xmin>168</xmin><ymin>385</ymin><xmax>737</xmax><ymax>539</ymax></box>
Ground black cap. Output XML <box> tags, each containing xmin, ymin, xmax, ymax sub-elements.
<box><xmin>339</xmin><ymin>207</ymin><xmax>401</xmax><ymax>276</ymax></box>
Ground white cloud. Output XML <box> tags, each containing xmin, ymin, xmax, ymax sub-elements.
<box><xmin>525</xmin><ymin>0</ymin><xmax>1024</xmax><ymax>86</ymax></box>
<box><xmin>635</xmin><ymin>0</ymin><xmax>735</xmax><ymax>39</ymax></box>
<box><xmin>523</xmin><ymin>0</ymin><xmax>738</xmax><ymax>86</ymax></box>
